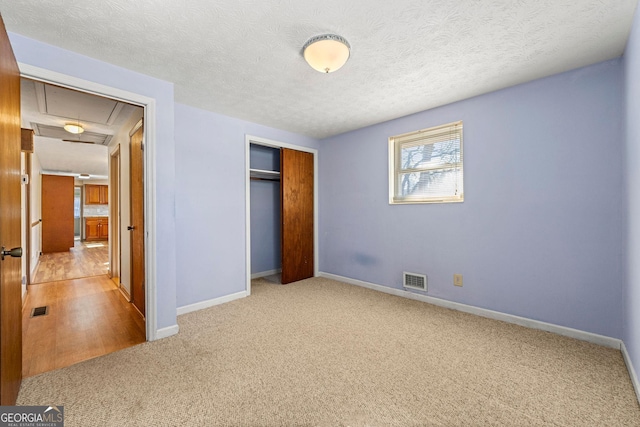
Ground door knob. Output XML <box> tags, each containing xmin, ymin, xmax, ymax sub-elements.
<box><xmin>1</xmin><ymin>247</ymin><xmax>22</xmax><ymax>261</ymax></box>
<box><xmin>127</xmin><ymin>226</ymin><xmax>135</xmax><ymax>231</ymax></box>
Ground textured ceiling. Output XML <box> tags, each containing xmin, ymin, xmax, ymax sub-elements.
<box><xmin>2</xmin><ymin>0</ymin><xmax>638</xmax><ymax>139</ymax></box>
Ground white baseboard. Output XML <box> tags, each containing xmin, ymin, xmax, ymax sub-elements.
<box><xmin>621</xmin><ymin>341</ymin><xmax>640</xmax><ymax>405</ymax></box>
<box><xmin>154</xmin><ymin>324</ymin><xmax>179</xmax><ymax>340</ymax></box>
<box><xmin>251</xmin><ymin>269</ymin><xmax>281</xmax><ymax>279</ymax></box>
<box><xmin>318</xmin><ymin>272</ymin><xmax>622</xmax><ymax>349</ymax></box>
<box><xmin>177</xmin><ymin>291</ymin><xmax>248</xmax><ymax>316</ymax></box>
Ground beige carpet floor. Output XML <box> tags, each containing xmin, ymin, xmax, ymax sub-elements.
<box><xmin>17</xmin><ymin>277</ymin><xmax>640</xmax><ymax>426</ymax></box>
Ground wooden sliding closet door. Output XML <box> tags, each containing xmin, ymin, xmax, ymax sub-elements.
<box><xmin>280</xmin><ymin>148</ymin><xmax>314</xmax><ymax>284</ymax></box>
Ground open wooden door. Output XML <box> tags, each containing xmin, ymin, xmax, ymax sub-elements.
<box><xmin>129</xmin><ymin>124</ymin><xmax>145</xmax><ymax>316</ymax></box>
<box><xmin>41</xmin><ymin>175</ymin><xmax>74</xmax><ymax>253</ymax></box>
<box><xmin>280</xmin><ymin>148</ymin><xmax>314</xmax><ymax>284</ymax></box>
<box><xmin>0</xmin><ymin>14</ymin><xmax>23</xmax><ymax>405</ymax></box>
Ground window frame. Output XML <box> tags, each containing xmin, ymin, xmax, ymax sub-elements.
<box><xmin>388</xmin><ymin>120</ymin><xmax>464</xmax><ymax>204</ymax></box>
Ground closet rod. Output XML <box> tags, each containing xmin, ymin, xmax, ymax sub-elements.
<box><xmin>250</xmin><ymin>177</ymin><xmax>280</xmax><ymax>182</ymax></box>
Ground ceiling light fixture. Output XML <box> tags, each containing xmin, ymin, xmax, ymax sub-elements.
<box><xmin>77</xmin><ymin>173</ymin><xmax>91</xmax><ymax>180</ymax></box>
<box><xmin>303</xmin><ymin>34</ymin><xmax>350</xmax><ymax>74</ymax></box>
<box><xmin>64</xmin><ymin>123</ymin><xmax>84</xmax><ymax>134</ymax></box>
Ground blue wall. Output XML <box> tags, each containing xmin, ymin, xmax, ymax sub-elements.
<box><xmin>250</xmin><ymin>180</ymin><xmax>281</xmax><ymax>273</ymax></box>
<box><xmin>320</xmin><ymin>60</ymin><xmax>624</xmax><ymax>338</ymax></box>
<box><xmin>8</xmin><ymin>33</ymin><xmax>179</xmax><ymax>333</ymax></box>
<box><xmin>624</xmin><ymin>4</ymin><xmax>640</xmax><ymax>388</ymax></box>
<box><xmin>8</xmin><ymin>28</ymin><xmax>634</xmax><ymax>361</ymax></box>
<box><xmin>174</xmin><ymin>104</ymin><xmax>318</xmax><ymax>307</ymax></box>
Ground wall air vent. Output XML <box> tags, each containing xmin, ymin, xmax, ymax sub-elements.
<box><xmin>403</xmin><ymin>272</ymin><xmax>427</xmax><ymax>291</ymax></box>
<box><xmin>31</xmin><ymin>306</ymin><xmax>48</xmax><ymax>317</ymax></box>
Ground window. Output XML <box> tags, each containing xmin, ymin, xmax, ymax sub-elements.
<box><xmin>388</xmin><ymin>121</ymin><xmax>463</xmax><ymax>204</ymax></box>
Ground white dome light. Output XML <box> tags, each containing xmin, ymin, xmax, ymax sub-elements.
<box><xmin>64</xmin><ymin>123</ymin><xmax>84</xmax><ymax>134</ymax></box>
<box><xmin>303</xmin><ymin>34</ymin><xmax>350</xmax><ymax>74</ymax></box>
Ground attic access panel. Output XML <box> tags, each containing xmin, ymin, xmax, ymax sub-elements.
<box><xmin>34</xmin><ymin>81</ymin><xmax>125</xmax><ymax>125</ymax></box>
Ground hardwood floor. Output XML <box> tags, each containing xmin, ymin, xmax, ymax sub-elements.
<box><xmin>33</xmin><ymin>240</ymin><xmax>109</xmax><ymax>284</ymax></box>
<box><xmin>22</xmin><ymin>275</ymin><xmax>145</xmax><ymax>377</ymax></box>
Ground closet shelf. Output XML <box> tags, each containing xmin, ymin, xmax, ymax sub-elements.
<box><xmin>250</xmin><ymin>168</ymin><xmax>281</xmax><ymax>181</ymax></box>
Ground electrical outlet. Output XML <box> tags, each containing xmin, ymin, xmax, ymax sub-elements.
<box><xmin>454</xmin><ymin>274</ymin><xmax>463</xmax><ymax>287</ymax></box>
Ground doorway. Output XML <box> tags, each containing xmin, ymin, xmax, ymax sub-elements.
<box><xmin>245</xmin><ymin>136</ymin><xmax>319</xmax><ymax>295</ymax></box>
<box><xmin>74</xmin><ymin>185</ymin><xmax>82</xmax><ymax>240</ymax></box>
<box><xmin>19</xmin><ymin>77</ymin><xmax>147</xmax><ymax>376</ymax></box>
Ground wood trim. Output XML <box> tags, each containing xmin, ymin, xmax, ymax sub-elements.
<box><xmin>20</xmin><ymin>128</ymin><xmax>34</xmax><ymax>153</ymax></box>
<box><xmin>131</xmin><ymin>301</ymin><xmax>144</xmax><ymax>320</ymax></box>
<box><xmin>118</xmin><ymin>284</ymin><xmax>131</xmax><ymax>302</ymax></box>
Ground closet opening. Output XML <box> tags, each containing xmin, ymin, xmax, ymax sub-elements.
<box><xmin>249</xmin><ymin>144</ymin><xmax>282</xmax><ymax>284</ymax></box>
<box><xmin>245</xmin><ymin>136</ymin><xmax>318</xmax><ymax>294</ymax></box>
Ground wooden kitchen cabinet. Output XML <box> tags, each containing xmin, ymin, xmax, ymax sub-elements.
<box><xmin>85</xmin><ymin>217</ymin><xmax>109</xmax><ymax>241</ymax></box>
<box><xmin>85</xmin><ymin>184</ymin><xmax>108</xmax><ymax>205</ymax></box>
<box><xmin>85</xmin><ymin>185</ymin><xmax>101</xmax><ymax>204</ymax></box>
<box><xmin>99</xmin><ymin>218</ymin><xmax>109</xmax><ymax>240</ymax></box>
<box><xmin>85</xmin><ymin>218</ymin><xmax>100</xmax><ymax>240</ymax></box>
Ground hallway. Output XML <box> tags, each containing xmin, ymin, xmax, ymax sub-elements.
<box><xmin>33</xmin><ymin>240</ymin><xmax>109</xmax><ymax>284</ymax></box>
<box><xmin>22</xmin><ymin>275</ymin><xmax>145</xmax><ymax>377</ymax></box>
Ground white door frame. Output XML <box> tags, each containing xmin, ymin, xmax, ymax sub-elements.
<box><xmin>245</xmin><ymin>135</ymin><xmax>319</xmax><ymax>295</ymax></box>
<box><xmin>19</xmin><ymin>63</ymin><xmax>159</xmax><ymax>341</ymax></box>
<box><xmin>109</xmin><ymin>144</ymin><xmax>121</xmax><ymax>290</ymax></box>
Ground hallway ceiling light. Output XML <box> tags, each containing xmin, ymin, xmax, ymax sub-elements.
<box><xmin>77</xmin><ymin>174</ymin><xmax>91</xmax><ymax>179</ymax></box>
<box><xmin>303</xmin><ymin>34</ymin><xmax>350</xmax><ymax>74</ymax></box>
<box><xmin>64</xmin><ymin>123</ymin><xmax>84</xmax><ymax>134</ymax></box>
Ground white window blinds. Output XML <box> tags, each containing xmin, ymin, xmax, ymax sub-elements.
<box><xmin>389</xmin><ymin>121</ymin><xmax>463</xmax><ymax>204</ymax></box>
